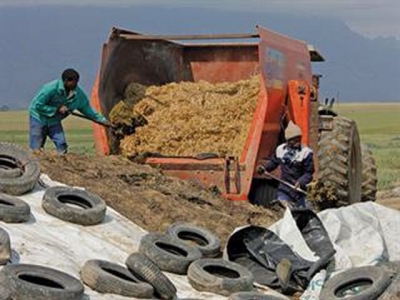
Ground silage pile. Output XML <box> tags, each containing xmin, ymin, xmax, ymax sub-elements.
<box><xmin>110</xmin><ymin>76</ymin><xmax>260</xmax><ymax>157</ymax></box>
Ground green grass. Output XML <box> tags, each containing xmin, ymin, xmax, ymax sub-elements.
<box><xmin>1</xmin><ymin>103</ymin><xmax>399</xmax><ymax>190</ymax></box>
<box><xmin>0</xmin><ymin>110</ymin><xmax>96</xmax><ymax>154</ymax></box>
<box><xmin>336</xmin><ymin>103</ymin><xmax>400</xmax><ymax>190</ymax></box>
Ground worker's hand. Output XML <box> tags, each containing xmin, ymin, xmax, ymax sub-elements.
<box><xmin>58</xmin><ymin>105</ymin><xmax>69</xmax><ymax>115</ymax></box>
<box><xmin>103</xmin><ymin>120</ymin><xmax>116</xmax><ymax>128</ymax></box>
<box><xmin>295</xmin><ymin>181</ymin><xmax>305</xmax><ymax>191</ymax></box>
<box><xmin>256</xmin><ymin>165</ymin><xmax>266</xmax><ymax>175</ymax></box>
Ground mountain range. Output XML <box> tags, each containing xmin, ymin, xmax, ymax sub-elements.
<box><xmin>0</xmin><ymin>5</ymin><xmax>399</xmax><ymax>109</ymax></box>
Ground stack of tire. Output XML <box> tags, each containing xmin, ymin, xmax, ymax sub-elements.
<box><xmin>0</xmin><ymin>142</ymin><xmax>40</xmax><ymax>196</ymax></box>
<box><xmin>79</xmin><ymin>222</ymin><xmax>259</xmax><ymax>299</ymax></box>
<box><xmin>0</xmin><ymin>142</ymin><xmax>259</xmax><ymax>300</ymax></box>
<box><xmin>0</xmin><ymin>142</ymin><xmax>38</xmax><ymax>259</ymax></box>
<box><xmin>0</xmin><ymin>143</ymin><xmax>107</xmax><ymax>299</ymax></box>
<box><xmin>0</xmin><ymin>143</ymin><xmax>40</xmax><ymax>299</ymax></box>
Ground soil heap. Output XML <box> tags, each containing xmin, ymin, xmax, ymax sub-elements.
<box><xmin>110</xmin><ymin>76</ymin><xmax>260</xmax><ymax>158</ymax></box>
<box><xmin>37</xmin><ymin>152</ymin><xmax>280</xmax><ymax>245</ymax></box>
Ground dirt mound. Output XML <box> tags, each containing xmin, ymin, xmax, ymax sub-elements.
<box><xmin>36</xmin><ymin>152</ymin><xmax>280</xmax><ymax>245</ymax></box>
<box><xmin>110</xmin><ymin>76</ymin><xmax>260</xmax><ymax>158</ymax></box>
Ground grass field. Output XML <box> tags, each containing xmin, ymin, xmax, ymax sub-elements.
<box><xmin>0</xmin><ymin>110</ymin><xmax>95</xmax><ymax>154</ymax></box>
<box><xmin>1</xmin><ymin>103</ymin><xmax>399</xmax><ymax>190</ymax></box>
<box><xmin>336</xmin><ymin>103</ymin><xmax>400</xmax><ymax>190</ymax></box>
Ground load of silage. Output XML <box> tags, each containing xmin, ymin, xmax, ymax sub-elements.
<box><xmin>110</xmin><ymin>76</ymin><xmax>260</xmax><ymax>157</ymax></box>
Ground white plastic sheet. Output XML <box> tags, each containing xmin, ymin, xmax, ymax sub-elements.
<box><xmin>269</xmin><ymin>202</ymin><xmax>400</xmax><ymax>300</ymax></box>
<box><xmin>0</xmin><ymin>175</ymin><xmax>226</xmax><ymax>299</ymax></box>
<box><xmin>4</xmin><ymin>173</ymin><xmax>399</xmax><ymax>300</ymax></box>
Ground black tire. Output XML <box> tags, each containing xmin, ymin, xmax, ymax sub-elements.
<box><xmin>228</xmin><ymin>292</ymin><xmax>283</xmax><ymax>299</ymax></box>
<box><xmin>166</xmin><ymin>223</ymin><xmax>221</xmax><ymax>258</ymax></box>
<box><xmin>0</xmin><ymin>143</ymin><xmax>40</xmax><ymax>196</ymax></box>
<box><xmin>3</xmin><ymin>264</ymin><xmax>84</xmax><ymax>300</ymax></box>
<box><xmin>248</xmin><ymin>179</ymin><xmax>278</xmax><ymax>208</ymax></box>
<box><xmin>0</xmin><ymin>228</ymin><xmax>10</xmax><ymax>265</ymax></box>
<box><xmin>320</xmin><ymin>266</ymin><xmax>391</xmax><ymax>300</ymax></box>
<box><xmin>187</xmin><ymin>258</ymin><xmax>254</xmax><ymax>296</ymax></box>
<box><xmin>361</xmin><ymin>144</ymin><xmax>378</xmax><ymax>202</ymax></box>
<box><xmin>0</xmin><ymin>193</ymin><xmax>30</xmax><ymax>223</ymax></box>
<box><xmin>80</xmin><ymin>259</ymin><xmax>153</xmax><ymax>298</ymax></box>
<box><xmin>0</xmin><ymin>155</ymin><xmax>21</xmax><ymax>179</ymax></box>
<box><xmin>139</xmin><ymin>233</ymin><xmax>202</xmax><ymax>274</ymax></box>
<box><xmin>318</xmin><ymin>116</ymin><xmax>362</xmax><ymax>206</ymax></box>
<box><xmin>0</xmin><ymin>155</ymin><xmax>22</xmax><ymax>179</ymax></box>
<box><xmin>42</xmin><ymin>186</ymin><xmax>107</xmax><ymax>226</ymax></box>
<box><xmin>125</xmin><ymin>252</ymin><xmax>177</xmax><ymax>300</ymax></box>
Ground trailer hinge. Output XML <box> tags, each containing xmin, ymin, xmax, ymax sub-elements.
<box><xmin>224</xmin><ymin>156</ymin><xmax>241</xmax><ymax>194</ymax></box>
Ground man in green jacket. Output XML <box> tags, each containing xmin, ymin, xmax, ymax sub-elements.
<box><xmin>29</xmin><ymin>68</ymin><xmax>109</xmax><ymax>154</ymax></box>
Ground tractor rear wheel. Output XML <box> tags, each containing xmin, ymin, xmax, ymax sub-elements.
<box><xmin>317</xmin><ymin>116</ymin><xmax>362</xmax><ymax>206</ymax></box>
<box><xmin>361</xmin><ymin>144</ymin><xmax>378</xmax><ymax>202</ymax></box>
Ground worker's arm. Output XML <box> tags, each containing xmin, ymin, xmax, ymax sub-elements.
<box><xmin>257</xmin><ymin>153</ymin><xmax>280</xmax><ymax>174</ymax></box>
<box><xmin>33</xmin><ymin>89</ymin><xmax>59</xmax><ymax>117</ymax></box>
<box><xmin>76</xmin><ymin>93</ymin><xmax>107</xmax><ymax>123</ymax></box>
<box><xmin>263</xmin><ymin>154</ymin><xmax>280</xmax><ymax>172</ymax></box>
<box><xmin>297</xmin><ymin>152</ymin><xmax>315</xmax><ymax>189</ymax></box>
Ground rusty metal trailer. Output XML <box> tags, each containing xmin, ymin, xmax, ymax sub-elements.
<box><xmin>90</xmin><ymin>26</ymin><xmax>376</xmax><ymax>207</ymax></box>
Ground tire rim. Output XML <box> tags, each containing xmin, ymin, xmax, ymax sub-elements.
<box><xmin>203</xmin><ymin>265</ymin><xmax>240</xmax><ymax>279</ymax></box>
<box><xmin>18</xmin><ymin>274</ymin><xmax>65</xmax><ymax>289</ymax></box>
<box><xmin>0</xmin><ymin>155</ymin><xmax>20</xmax><ymax>171</ymax></box>
<box><xmin>155</xmin><ymin>242</ymin><xmax>188</xmax><ymax>257</ymax></box>
<box><xmin>334</xmin><ymin>278</ymin><xmax>372</xmax><ymax>297</ymax></box>
<box><xmin>102</xmin><ymin>267</ymin><xmax>139</xmax><ymax>283</ymax></box>
<box><xmin>57</xmin><ymin>195</ymin><xmax>93</xmax><ymax>210</ymax></box>
<box><xmin>177</xmin><ymin>231</ymin><xmax>209</xmax><ymax>246</ymax></box>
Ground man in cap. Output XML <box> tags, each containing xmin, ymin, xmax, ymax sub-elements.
<box><xmin>257</xmin><ymin>121</ymin><xmax>314</xmax><ymax>208</ymax></box>
<box><xmin>29</xmin><ymin>68</ymin><xmax>110</xmax><ymax>154</ymax></box>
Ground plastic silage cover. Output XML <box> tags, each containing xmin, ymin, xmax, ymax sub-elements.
<box><xmin>226</xmin><ymin>202</ymin><xmax>400</xmax><ymax>300</ymax></box>
<box><xmin>3</xmin><ymin>173</ymin><xmax>400</xmax><ymax>300</ymax></box>
<box><xmin>0</xmin><ymin>174</ymin><xmax>227</xmax><ymax>300</ymax></box>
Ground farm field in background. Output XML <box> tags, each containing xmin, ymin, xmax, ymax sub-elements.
<box><xmin>336</xmin><ymin>103</ymin><xmax>400</xmax><ymax>190</ymax></box>
<box><xmin>0</xmin><ymin>110</ymin><xmax>95</xmax><ymax>154</ymax></box>
<box><xmin>0</xmin><ymin>103</ymin><xmax>399</xmax><ymax>190</ymax></box>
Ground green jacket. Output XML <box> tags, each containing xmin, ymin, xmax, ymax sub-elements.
<box><xmin>29</xmin><ymin>79</ymin><xmax>106</xmax><ymax>126</ymax></box>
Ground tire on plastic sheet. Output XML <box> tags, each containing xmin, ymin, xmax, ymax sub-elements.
<box><xmin>187</xmin><ymin>258</ymin><xmax>254</xmax><ymax>296</ymax></box>
<box><xmin>80</xmin><ymin>259</ymin><xmax>153</xmax><ymax>298</ymax></box>
<box><xmin>166</xmin><ymin>222</ymin><xmax>221</xmax><ymax>258</ymax></box>
<box><xmin>228</xmin><ymin>291</ymin><xmax>283</xmax><ymax>299</ymax></box>
<box><xmin>139</xmin><ymin>232</ymin><xmax>202</xmax><ymax>274</ymax></box>
<box><xmin>0</xmin><ymin>193</ymin><xmax>30</xmax><ymax>223</ymax></box>
<box><xmin>320</xmin><ymin>266</ymin><xmax>391</xmax><ymax>300</ymax></box>
<box><xmin>3</xmin><ymin>264</ymin><xmax>84</xmax><ymax>300</ymax></box>
<box><xmin>42</xmin><ymin>186</ymin><xmax>106</xmax><ymax>226</ymax></box>
<box><xmin>0</xmin><ymin>143</ymin><xmax>40</xmax><ymax>196</ymax></box>
<box><xmin>125</xmin><ymin>252</ymin><xmax>177</xmax><ymax>300</ymax></box>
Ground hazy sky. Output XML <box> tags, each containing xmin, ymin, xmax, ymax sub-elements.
<box><xmin>0</xmin><ymin>0</ymin><xmax>399</xmax><ymax>39</ymax></box>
